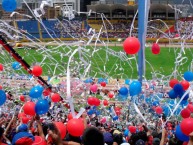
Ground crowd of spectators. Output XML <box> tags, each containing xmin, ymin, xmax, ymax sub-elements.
<box><xmin>12</xmin><ymin>19</ymin><xmax>193</xmax><ymax>40</ymax></box>
<box><xmin>54</xmin><ymin>19</ymin><xmax>86</xmax><ymax>38</ymax></box>
<box><xmin>50</xmin><ymin>19</ymin><xmax>168</xmax><ymax>39</ymax></box>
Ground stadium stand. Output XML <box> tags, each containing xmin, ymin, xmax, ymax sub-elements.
<box><xmin>17</xmin><ymin>20</ymin><xmax>40</xmax><ymax>39</ymax></box>
<box><xmin>41</xmin><ymin>20</ymin><xmax>61</xmax><ymax>38</ymax></box>
<box><xmin>13</xmin><ymin>19</ymin><xmax>176</xmax><ymax>40</ymax></box>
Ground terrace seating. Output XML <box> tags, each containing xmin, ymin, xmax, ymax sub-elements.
<box><xmin>15</xmin><ymin>19</ymin><xmax>176</xmax><ymax>39</ymax></box>
<box><xmin>17</xmin><ymin>20</ymin><xmax>40</xmax><ymax>39</ymax></box>
<box><xmin>41</xmin><ymin>20</ymin><xmax>61</xmax><ymax>38</ymax></box>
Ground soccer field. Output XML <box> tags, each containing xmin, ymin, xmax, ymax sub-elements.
<box><xmin>2</xmin><ymin>46</ymin><xmax>193</xmax><ymax>80</ymax></box>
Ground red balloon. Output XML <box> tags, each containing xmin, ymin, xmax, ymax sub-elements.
<box><xmin>67</xmin><ymin>118</ymin><xmax>84</xmax><ymax>137</ymax></box>
<box><xmin>100</xmin><ymin>82</ymin><xmax>106</xmax><ymax>87</ymax></box>
<box><xmin>67</xmin><ymin>113</ymin><xmax>77</xmax><ymax>120</ymax></box>
<box><xmin>51</xmin><ymin>93</ymin><xmax>60</xmax><ymax>102</ymax></box>
<box><xmin>181</xmin><ymin>108</ymin><xmax>191</xmax><ymax>118</ymax></box>
<box><xmin>187</xmin><ymin>104</ymin><xmax>193</xmax><ymax>113</ymax></box>
<box><xmin>68</xmin><ymin>113</ymin><xmax>73</xmax><ymax>120</ymax></box>
<box><xmin>20</xmin><ymin>95</ymin><xmax>25</xmax><ymax>102</ymax></box>
<box><xmin>90</xmin><ymin>84</ymin><xmax>98</xmax><ymax>93</ymax></box>
<box><xmin>108</xmin><ymin>93</ymin><xmax>114</xmax><ymax>99</ymax></box>
<box><xmin>115</xmin><ymin>107</ymin><xmax>121</xmax><ymax>116</ymax></box>
<box><xmin>167</xmin><ymin>122</ymin><xmax>172</xmax><ymax>127</ymax></box>
<box><xmin>94</xmin><ymin>98</ymin><xmax>100</xmax><ymax>106</ymax></box>
<box><xmin>123</xmin><ymin>37</ymin><xmax>140</xmax><ymax>54</ymax></box>
<box><xmin>168</xmin><ymin>127</ymin><xmax>172</xmax><ymax>130</ymax></box>
<box><xmin>103</xmin><ymin>100</ymin><xmax>108</xmax><ymax>106</ymax></box>
<box><xmin>169</xmin><ymin>79</ymin><xmax>179</xmax><ymax>88</ymax></box>
<box><xmin>64</xmin><ymin>103</ymin><xmax>70</xmax><ymax>109</ymax></box>
<box><xmin>32</xmin><ymin>65</ymin><xmax>43</xmax><ymax>77</ymax></box>
<box><xmin>22</xmin><ymin>117</ymin><xmax>29</xmax><ymax>124</ymax></box>
<box><xmin>155</xmin><ymin>106</ymin><xmax>163</xmax><ymax>114</ymax></box>
<box><xmin>128</xmin><ymin>126</ymin><xmax>136</xmax><ymax>133</ymax></box>
<box><xmin>175</xmin><ymin>34</ymin><xmax>180</xmax><ymax>38</ymax></box>
<box><xmin>87</xmin><ymin>97</ymin><xmax>95</xmax><ymax>106</ymax></box>
<box><xmin>151</xmin><ymin>43</ymin><xmax>160</xmax><ymax>55</ymax></box>
<box><xmin>0</xmin><ymin>86</ymin><xmax>2</xmax><ymax>90</ymax></box>
<box><xmin>115</xmin><ymin>107</ymin><xmax>121</xmax><ymax>112</ymax></box>
<box><xmin>0</xmin><ymin>64</ymin><xmax>3</xmax><ymax>71</ymax></box>
<box><xmin>18</xmin><ymin>112</ymin><xmax>26</xmax><ymax>119</ymax></box>
<box><xmin>180</xmin><ymin>80</ymin><xmax>190</xmax><ymax>90</ymax></box>
<box><xmin>23</xmin><ymin>102</ymin><xmax>36</xmax><ymax>116</ymax></box>
<box><xmin>43</xmin><ymin>88</ymin><xmax>51</xmax><ymax>96</ymax></box>
<box><xmin>33</xmin><ymin>136</ymin><xmax>47</xmax><ymax>145</ymax></box>
<box><xmin>54</xmin><ymin>122</ymin><xmax>66</xmax><ymax>139</ymax></box>
<box><xmin>181</xmin><ymin>118</ymin><xmax>193</xmax><ymax>136</ymax></box>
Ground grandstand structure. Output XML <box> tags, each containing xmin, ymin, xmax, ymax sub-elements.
<box><xmin>14</xmin><ymin>19</ymin><xmax>85</xmax><ymax>40</ymax></box>
<box><xmin>12</xmin><ymin>18</ymin><xmax>176</xmax><ymax>42</ymax></box>
<box><xmin>87</xmin><ymin>0</ymin><xmax>175</xmax><ymax>20</ymax></box>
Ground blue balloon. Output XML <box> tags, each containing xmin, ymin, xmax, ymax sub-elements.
<box><xmin>180</xmin><ymin>100</ymin><xmax>188</xmax><ymax>107</ymax></box>
<box><xmin>152</xmin><ymin>100</ymin><xmax>159</xmax><ymax>106</ymax></box>
<box><xmin>179</xmin><ymin>92</ymin><xmax>189</xmax><ymax>100</ymax></box>
<box><xmin>176</xmin><ymin>125</ymin><xmax>189</xmax><ymax>142</ymax></box>
<box><xmin>139</xmin><ymin>95</ymin><xmax>145</xmax><ymax>102</ymax></box>
<box><xmin>95</xmin><ymin>110</ymin><xmax>101</xmax><ymax>116</ymax></box>
<box><xmin>173</xmin><ymin>84</ymin><xmax>184</xmax><ymax>95</ymax></box>
<box><xmin>162</xmin><ymin>106</ymin><xmax>170</xmax><ymax>117</ymax></box>
<box><xmin>12</xmin><ymin>62</ymin><xmax>21</xmax><ymax>70</ymax></box>
<box><xmin>0</xmin><ymin>90</ymin><xmax>6</xmax><ymax>106</ymax></box>
<box><xmin>98</xmin><ymin>78</ymin><xmax>104</xmax><ymax>84</ymax></box>
<box><xmin>125</xmin><ymin>79</ymin><xmax>130</xmax><ymax>85</ymax></box>
<box><xmin>113</xmin><ymin>116</ymin><xmax>118</xmax><ymax>121</ymax></box>
<box><xmin>29</xmin><ymin>85</ymin><xmax>44</xmax><ymax>99</ymax></box>
<box><xmin>87</xmin><ymin>109</ymin><xmax>94</xmax><ymax>115</ymax></box>
<box><xmin>35</xmin><ymin>99</ymin><xmax>49</xmax><ymax>115</ymax></box>
<box><xmin>124</xmin><ymin>129</ymin><xmax>129</xmax><ymax>136</ymax></box>
<box><xmin>103</xmin><ymin>79</ymin><xmax>108</xmax><ymax>84</ymax></box>
<box><xmin>129</xmin><ymin>81</ymin><xmax>142</xmax><ymax>96</ymax></box>
<box><xmin>92</xmin><ymin>106</ymin><xmax>97</xmax><ymax>110</ymax></box>
<box><xmin>84</xmin><ymin>78</ymin><xmax>93</xmax><ymax>83</ymax></box>
<box><xmin>2</xmin><ymin>0</ymin><xmax>17</xmax><ymax>12</ymax></box>
<box><xmin>168</xmin><ymin>90</ymin><xmax>178</xmax><ymax>99</ymax></box>
<box><xmin>184</xmin><ymin>71</ymin><xmax>193</xmax><ymax>82</ymax></box>
<box><xmin>119</xmin><ymin>87</ymin><xmax>128</xmax><ymax>96</ymax></box>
